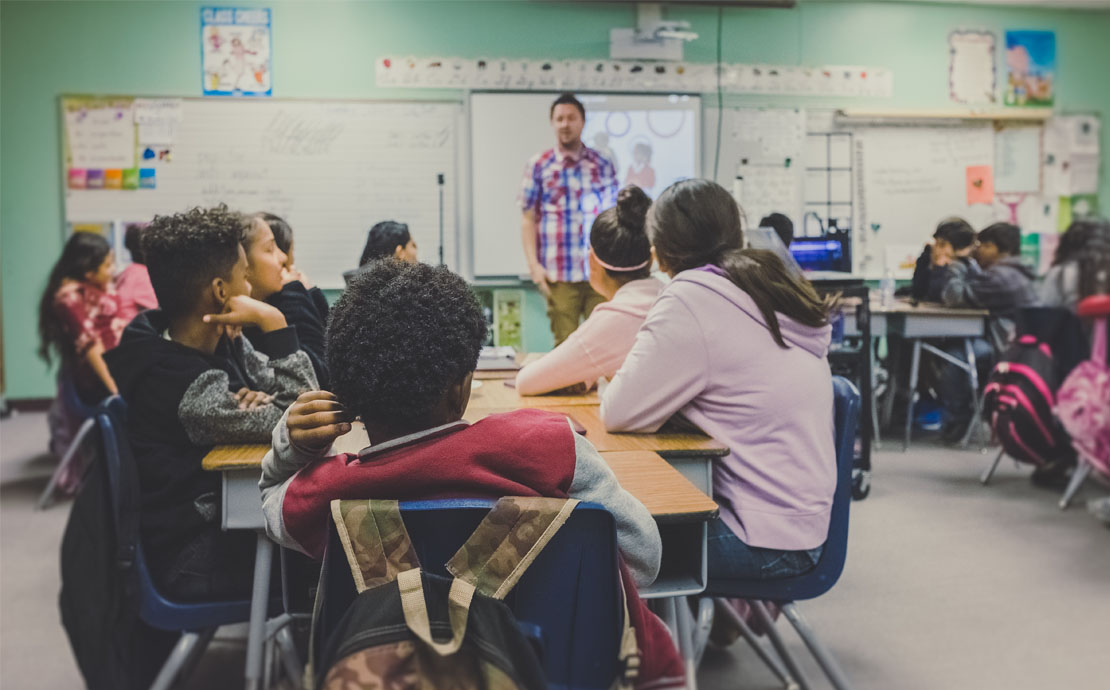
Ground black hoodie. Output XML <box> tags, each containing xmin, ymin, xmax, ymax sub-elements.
<box><xmin>245</xmin><ymin>280</ymin><xmax>330</xmax><ymax>389</ymax></box>
<box><xmin>104</xmin><ymin>310</ymin><xmax>317</xmax><ymax>578</ymax></box>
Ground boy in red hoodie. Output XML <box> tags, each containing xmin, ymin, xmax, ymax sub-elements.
<box><xmin>259</xmin><ymin>260</ymin><xmax>684</xmax><ymax>688</ymax></box>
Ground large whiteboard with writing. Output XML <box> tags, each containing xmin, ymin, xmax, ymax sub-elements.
<box><xmin>63</xmin><ymin>98</ymin><xmax>462</xmax><ymax>289</ymax></box>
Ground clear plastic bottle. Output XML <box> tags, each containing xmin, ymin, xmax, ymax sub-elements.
<box><xmin>880</xmin><ymin>267</ymin><xmax>895</xmax><ymax>307</ymax></box>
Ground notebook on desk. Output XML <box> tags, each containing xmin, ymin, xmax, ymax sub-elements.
<box><xmin>476</xmin><ymin>345</ymin><xmax>519</xmax><ymax>371</ymax></box>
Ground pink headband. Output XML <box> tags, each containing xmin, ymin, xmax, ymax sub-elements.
<box><xmin>590</xmin><ymin>247</ymin><xmax>651</xmax><ymax>272</ymax></box>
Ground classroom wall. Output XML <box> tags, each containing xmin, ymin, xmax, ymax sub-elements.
<box><xmin>3</xmin><ymin>0</ymin><xmax>1109</xmax><ymax>399</ymax></box>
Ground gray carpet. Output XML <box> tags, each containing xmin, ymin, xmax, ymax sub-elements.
<box><xmin>2</xmin><ymin>410</ymin><xmax>1107</xmax><ymax>689</ymax></box>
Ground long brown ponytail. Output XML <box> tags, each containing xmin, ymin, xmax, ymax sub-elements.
<box><xmin>648</xmin><ymin>178</ymin><xmax>833</xmax><ymax>348</ymax></box>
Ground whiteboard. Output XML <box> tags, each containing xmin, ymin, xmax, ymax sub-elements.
<box><xmin>856</xmin><ymin>125</ymin><xmax>997</xmax><ymax>276</ymax></box>
<box><xmin>64</xmin><ymin>98</ymin><xmax>462</xmax><ymax>289</ymax></box>
<box><xmin>470</xmin><ymin>92</ymin><xmax>701</xmax><ymax>277</ymax></box>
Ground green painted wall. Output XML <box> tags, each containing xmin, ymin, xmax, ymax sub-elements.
<box><xmin>3</xmin><ymin>0</ymin><xmax>1109</xmax><ymax>398</ymax></box>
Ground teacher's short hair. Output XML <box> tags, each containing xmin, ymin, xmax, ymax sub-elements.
<box><xmin>550</xmin><ymin>93</ymin><xmax>585</xmax><ymax>119</ymax></box>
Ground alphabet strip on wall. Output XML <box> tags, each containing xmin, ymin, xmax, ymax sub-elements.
<box><xmin>375</xmin><ymin>57</ymin><xmax>894</xmax><ymax>98</ymax></box>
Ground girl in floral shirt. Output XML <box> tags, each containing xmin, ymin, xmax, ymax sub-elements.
<box><xmin>38</xmin><ymin>231</ymin><xmax>125</xmax><ymax>404</ymax></box>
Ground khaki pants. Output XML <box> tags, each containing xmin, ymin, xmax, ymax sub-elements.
<box><xmin>546</xmin><ymin>281</ymin><xmax>606</xmax><ymax>345</ymax></box>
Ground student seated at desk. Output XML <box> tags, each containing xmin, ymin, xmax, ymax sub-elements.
<box><xmin>909</xmin><ymin>217</ymin><xmax>977</xmax><ymax>302</ymax></box>
<box><xmin>341</xmin><ymin>220</ymin><xmax>418</xmax><ymax>284</ymax></box>
<box><xmin>105</xmin><ymin>206</ymin><xmax>317</xmax><ymax>601</ymax></box>
<box><xmin>515</xmin><ymin>186</ymin><xmax>663</xmax><ymax>395</ymax></box>
<box><xmin>1041</xmin><ymin>219</ymin><xmax>1110</xmax><ymax>311</ymax></box>
<box><xmin>259</xmin><ymin>260</ymin><xmax>684</xmax><ymax>688</ymax></box>
<box><xmin>115</xmin><ymin>223</ymin><xmax>159</xmax><ymax>325</ymax></box>
<box><xmin>601</xmin><ymin>179</ymin><xmax>836</xmax><ymax>585</ymax></box>
<box><xmin>938</xmin><ymin>222</ymin><xmax>1037</xmax><ymax>440</ymax></box>
<box><xmin>241</xmin><ymin>212</ymin><xmax>331</xmax><ymax>388</ymax></box>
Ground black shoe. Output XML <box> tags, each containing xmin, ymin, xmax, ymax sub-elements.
<box><xmin>941</xmin><ymin>419</ymin><xmax>970</xmax><ymax>445</ymax></box>
<box><xmin>1030</xmin><ymin>461</ymin><xmax>1072</xmax><ymax>490</ymax></box>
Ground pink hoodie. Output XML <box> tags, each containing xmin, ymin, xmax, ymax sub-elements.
<box><xmin>602</xmin><ymin>268</ymin><xmax>835</xmax><ymax>551</ymax></box>
<box><xmin>515</xmin><ymin>277</ymin><xmax>663</xmax><ymax>395</ymax></box>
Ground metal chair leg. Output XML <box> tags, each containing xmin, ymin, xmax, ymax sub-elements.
<box><xmin>715</xmin><ymin>599</ymin><xmax>798</xmax><ymax>690</ymax></box>
<box><xmin>751</xmin><ymin>601</ymin><xmax>813</xmax><ymax>690</ymax></box>
<box><xmin>149</xmin><ymin>631</ymin><xmax>205</xmax><ymax>690</ymax></box>
<box><xmin>674</xmin><ymin>596</ymin><xmax>698</xmax><ymax>690</ymax></box>
<box><xmin>903</xmin><ymin>341</ymin><xmax>922</xmax><ymax>452</ymax></box>
<box><xmin>959</xmin><ymin>339</ymin><xmax>981</xmax><ymax>449</ymax></box>
<box><xmin>692</xmin><ymin>597</ymin><xmax>715</xmax><ymax>666</ymax></box>
<box><xmin>981</xmin><ymin>448</ymin><xmax>1005</xmax><ymax>485</ymax></box>
<box><xmin>37</xmin><ymin>417</ymin><xmax>95</xmax><ymax>510</ymax></box>
<box><xmin>274</xmin><ymin>624</ymin><xmax>304</xmax><ymax>687</ymax></box>
<box><xmin>1060</xmin><ymin>462</ymin><xmax>1093</xmax><ymax>510</ymax></box>
<box><xmin>781</xmin><ymin>603</ymin><xmax>854</xmax><ymax>690</ymax></box>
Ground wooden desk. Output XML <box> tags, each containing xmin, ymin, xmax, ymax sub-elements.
<box><xmin>463</xmin><ymin>404</ymin><xmax>729</xmax><ymax>458</ymax></box>
<box><xmin>473</xmin><ymin>352</ymin><xmax>540</xmax><ymax>381</ymax></box>
<box><xmin>467</xmin><ymin>379</ymin><xmax>599</xmax><ymax>409</ymax></box>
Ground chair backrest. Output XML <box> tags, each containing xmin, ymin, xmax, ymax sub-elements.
<box><xmin>59</xmin><ymin>369</ymin><xmax>99</xmax><ymax>420</ymax></box>
<box><xmin>94</xmin><ymin>397</ymin><xmax>252</xmax><ymax>631</ymax></box>
<box><xmin>705</xmin><ymin>375</ymin><xmax>860</xmax><ymax>602</ymax></box>
<box><xmin>317</xmin><ymin>499</ymin><xmax>623</xmax><ymax>690</ymax></box>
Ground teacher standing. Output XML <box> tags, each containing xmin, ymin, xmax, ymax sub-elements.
<box><xmin>520</xmin><ymin>93</ymin><xmax>619</xmax><ymax>345</ymax></box>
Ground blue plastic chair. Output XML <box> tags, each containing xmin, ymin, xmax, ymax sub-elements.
<box><xmin>38</xmin><ymin>371</ymin><xmax>102</xmax><ymax>509</ymax></box>
<box><xmin>95</xmin><ymin>397</ymin><xmax>261</xmax><ymax>690</ymax></box>
<box><xmin>702</xmin><ymin>376</ymin><xmax>860</xmax><ymax>690</ymax></box>
<box><xmin>315</xmin><ymin>499</ymin><xmax>625</xmax><ymax>690</ymax></box>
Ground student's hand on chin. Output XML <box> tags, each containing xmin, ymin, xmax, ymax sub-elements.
<box><xmin>288</xmin><ymin>390</ymin><xmax>355</xmax><ymax>453</ymax></box>
<box><xmin>204</xmin><ymin>295</ymin><xmax>287</xmax><ymax>332</ymax></box>
<box><xmin>282</xmin><ymin>266</ymin><xmax>312</xmax><ymax>288</ymax></box>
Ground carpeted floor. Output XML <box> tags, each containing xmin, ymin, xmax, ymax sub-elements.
<box><xmin>2</xmin><ymin>409</ymin><xmax>1107</xmax><ymax>689</ymax></box>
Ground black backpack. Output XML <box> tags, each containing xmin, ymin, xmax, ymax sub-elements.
<box><xmin>983</xmin><ymin>308</ymin><xmax>1087</xmax><ymax>465</ymax></box>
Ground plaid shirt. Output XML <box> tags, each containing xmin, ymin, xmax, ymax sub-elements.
<box><xmin>519</xmin><ymin>145</ymin><xmax>618</xmax><ymax>283</ymax></box>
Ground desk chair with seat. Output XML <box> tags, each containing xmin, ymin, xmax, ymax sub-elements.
<box><xmin>38</xmin><ymin>371</ymin><xmax>102</xmax><ymax>510</ymax></box>
<box><xmin>314</xmin><ymin>499</ymin><xmax>626</xmax><ymax>690</ymax></box>
<box><xmin>699</xmin><ymin>376</ymin><xmax>860</xmax><ymax>690</ymax></box>
<box><xmin>95</xmin><ymin>397</ymin><xmax>301</xmax><ymax>690</ymax></box>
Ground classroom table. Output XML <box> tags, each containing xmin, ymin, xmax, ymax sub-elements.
<box><xmin>201</xmin><ymin>443</ymin><xmax>717</xmax><ymax>690</ymax></box>
<box><xmin>843</xmin><ymin>297</ymin><xmax>988</xmax><ymax>449</ymax></box>
<box><xmin>466</xmin><ymin>378</ymin><xmax>599</xmax><ymax>408</ymax></box>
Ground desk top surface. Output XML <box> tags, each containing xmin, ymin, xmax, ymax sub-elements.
<box><xmin>839</xmin><ymin>295</ymin><xmax>988</xmax><ymax>317</ymax></box>
<box><xmin>467</xmin><ymin>379</ymin><xmax>599</xmax><ymax>408</ymax></box>
<box><xmin>463</xmin><ymin>404</ymin><xmax>729</xmax><ymax>456</ymax></box>
<box><xmin>202</xmin><ymin>443</ymin><xmax>715</xmax><ymax>520</ymax></box>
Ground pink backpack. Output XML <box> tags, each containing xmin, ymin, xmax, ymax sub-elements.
<box><xmin>1055</xmin><ymin>296</ymin><xmax>1110</xmax><ymax>478</ymax></box>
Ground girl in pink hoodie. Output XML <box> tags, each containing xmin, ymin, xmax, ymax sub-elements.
<box><xmin>602</xmin><ymin>179</ymin><xmax>837</xmax><ymax>583</ymax></box>
<box><xmin>515</xmin><ymin>185</ymin><xmax>663</xmax><ymax>395</ymax></box>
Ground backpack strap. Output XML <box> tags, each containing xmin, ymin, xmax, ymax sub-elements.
<box><xmin>446</xmin><ymin>496</ymin><xmax>579</xmax><ymax>600</ymax></box>
<box><xmin>612</xmin><ymin>579</ymin><xmax>641</xmax><ymax>690</ymax></box>
<box><xmin>329</xmin><ymin>499</ymin><xmax>420</xmax><ymax>592</ymax></box>
<box><xmin>396</xmin><ymin>569</ymin><xmax>476</xmax><ymax>656</ymax></box>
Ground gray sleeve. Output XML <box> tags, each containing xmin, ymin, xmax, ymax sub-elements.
<box><xmin>940</xmin><ymin>260</ymin><xmax>976</xmax><ymax>307</ymax></box>
<box><xmin>259</xmin><ymin>406</ymin><xmax>336</xmax><ymax>554</ymax></box>
<box><xmin>238</xmin><ymin>334</ymin><xmax>319</xmax><ymax>409</ymax></box>
<box><xmin>1039</xmin><ymin>264</ymin><xmax>1077</xmax><ymax>309</ymax></box>
<box><xmin>179</xmin><ymin>347</ymin><xmax>316</xmax><ymax>446</ymax></box>
<box><xmin>567</xmin><ymin>429</ymin><xmax>661</xmax><ymax>587</ymax></box>
<box><xmin>179</xmin><ymin>369</ymin><xmax>288</xmax><ymax>446</ymax></box>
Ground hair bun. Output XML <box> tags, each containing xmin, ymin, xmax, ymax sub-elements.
<box><xmin>616</xmin><ymin>185</ymin><xmax>651</xmax><ymax>236</ymax></box>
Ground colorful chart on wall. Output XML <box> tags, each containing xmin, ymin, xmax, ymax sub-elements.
<box><xmin>201</xmin><ymin>7</ymin><xmax>272</xmax><ymax>96</ymax></box>
<box><xmin>1004</xmin><ymin>30</ymin><xmax>1055</xmax><ymax>107</ymax></box>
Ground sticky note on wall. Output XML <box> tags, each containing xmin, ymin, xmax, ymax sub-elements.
<box><xmin>68</xmin><ymin>168</ymin><xmax>87</xmax><ymax>189</ymax></box>
<box><xmin>139</xmin><ymin>168</ymin><xmax>156</xmax><ymax>189</ymax></box>
<box><xmin>104</xmin><ymin>169</ymin><xmax>123</xmax><ymax>189</ymax></box>
<box><xmin>122</xmin><ymin>168</ymin><xmax>139</xmax><ymax>190</ymax></box>
<box><xmin>86</xmin><ymin>169</ymin><xmax>105</xmax><ymax>189</ymax></box>
<box><xmin>966</xmin><ymin>165</ymin><xmax>994</xmax><ymax>205</ymax></box>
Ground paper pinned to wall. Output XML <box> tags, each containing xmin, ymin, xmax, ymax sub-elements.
<box><xmin>65</xmin><ymin>99</ymin><xmax>136</xmax><ymax>170</ymax></box>
<box><xmin>736</xmin><ymin>163</ymin><xmax>802</xmax><ymax>231</ymax></box>
<box><xmin>732</xmin><ymin>107</ymin><xmax>805</xmax><ymax>166</ymax></box>
<box><xmin>949</xmin><ymin>30</ymin><xmax>997</xmax><ymax>104</ymax></box>
<box><xmin>994</xmin><ymin>126</ymin><xmax>1041</xmax><ymax>193</ymax></box>
<box><xmin>966</xmin><ymin>165</ymin><xmax>994</xmax><ymax>205</ymax></box>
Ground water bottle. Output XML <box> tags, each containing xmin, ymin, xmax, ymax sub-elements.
<box><xmin>880</xmin><ymin>267</ymin><xmax>895</xmax><ymax>307</ymax></box>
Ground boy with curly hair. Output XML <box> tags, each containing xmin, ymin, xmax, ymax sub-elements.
<box><xmin>260</xmin><ymin>259</ymin><xmax>684</xmax><ymax>689</ymax></box>
<box><xmin>105</xmin><ymin>205</ymin><xmax>317</xmax><ymax>600</ymax></box>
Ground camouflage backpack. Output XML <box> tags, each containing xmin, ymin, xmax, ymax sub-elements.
<box><xmin>310</xmin><ymin>497</ymin><xmax>639</xmax><ymax>690</ymax></box>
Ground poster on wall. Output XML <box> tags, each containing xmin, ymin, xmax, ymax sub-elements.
<box><xmin>1004</xmin><ymin>30</ymin><xmax>1055</xmax><ymax>107</ymax></box>
<box><xmin>201</xmin><ymin>7</ymin><xmax>272</xmax><ymax>96</ymax></box>
<box><xmin>948</xmin><ymin>30</ymin><xmax>996</xmax><ymax>104</ymax></box>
